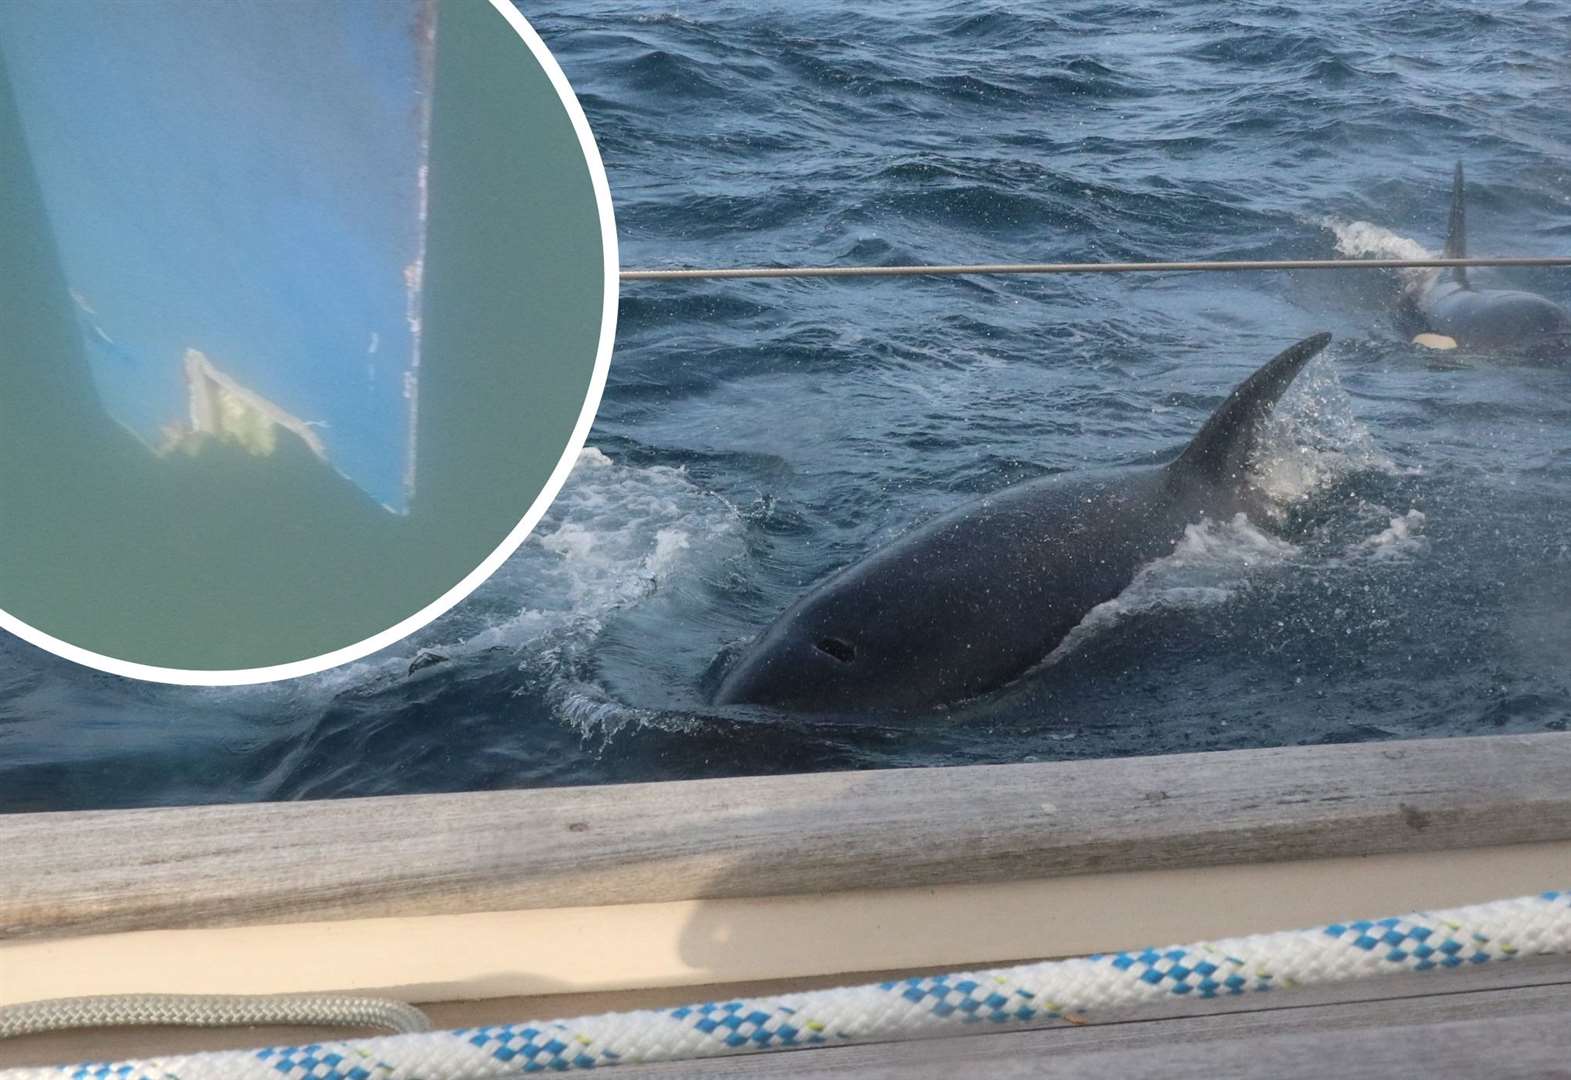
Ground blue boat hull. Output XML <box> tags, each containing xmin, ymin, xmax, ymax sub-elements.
<box><xmin>0</xmin><ymin>0</ymin><xmax>436</xmax><ymax>512</ymax></box>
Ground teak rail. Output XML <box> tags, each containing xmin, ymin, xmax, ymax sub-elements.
<box><xmin>4</xmin><ymin>732</ymin><xmax>1570</xmax><ymax>942</ymax></box>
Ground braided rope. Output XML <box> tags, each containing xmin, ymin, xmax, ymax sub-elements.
<box><xmin>4</xmin><ymin>891</ymin><xmax>1567</xmax><ymax>1079</ymax></box>
<box><xmin>0</xmin><ymin>995</ymin><xmax>430</xmax><ymax>1039</ymax></box>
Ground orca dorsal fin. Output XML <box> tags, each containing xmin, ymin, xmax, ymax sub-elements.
<box><xmin>1445</xmin><ymin>161</ymin><xmax>1468</xmax><ymax>287</ymax></box>
<box><xmin>1169</xmin><ymin>332</ymin><xmax>1332</xmax><ymax>488</ymax></box>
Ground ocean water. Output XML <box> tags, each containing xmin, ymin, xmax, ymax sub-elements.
<box><xmin>4</xmin><ymin>0</ymin><xmax>1571</xmax><ymax>811</ymax></box>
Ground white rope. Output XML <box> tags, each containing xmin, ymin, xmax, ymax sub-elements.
<box><xmin>3</xmin><ymin>890</ymin><xmax>1566</xmax><ymax>1079</ymax></box>
<box><xmin>619</xmin><ymin>255</ymin><xmax>1571</xmax><ymax>281</ymax></box>
<box><xmin>0</xmin><ymin>994</ymin><xmax>431</xmax><ymax>1039</ymax></box>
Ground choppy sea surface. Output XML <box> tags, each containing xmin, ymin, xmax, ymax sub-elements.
<box><xmin>5</xmin><ymin>1</ymin><xmax>1571</xmax><ymax>811</ymax></box>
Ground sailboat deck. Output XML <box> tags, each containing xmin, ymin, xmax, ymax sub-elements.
<box><xmin>3</xmin><ymin>732</ymin><xmax>1569</xmax><ymax>1075</ymax></box>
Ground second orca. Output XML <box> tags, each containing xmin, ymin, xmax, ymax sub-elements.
<box><xmin>1404</xmin><ymin>163</ymin><xmax>1571</xmax><ymax>358</ymax></box>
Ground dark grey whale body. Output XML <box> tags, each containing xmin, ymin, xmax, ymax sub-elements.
<box><xmin>712</xmin><ymin>332</ymin><xmax>1333</xmax><ymax>713</ymax></box>
<box><xmin>1403</xmin><ymin>163</ymin><xmax>1571</xmax><ymax>357</ymax></box>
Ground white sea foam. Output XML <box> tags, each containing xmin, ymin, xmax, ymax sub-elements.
<box><xmin>1322</xmin><ymin>216</ymin><xmax>1432</xmax><ymax>263</ymax></box>
<box><xmin>1044</xmin><ymin>513</ymin><xmax>1298</xmax><ymax>665</ymax></box>
<box><xmin>251</xmin><ymin>447</ymin><xmax>744</xmax><ymax>704</ymax></box>
<box><xmin>1321</xmin><ymin>216</ymin><xmax>1435</xmax><ymax>297</ymax></box>
<box><xmin>436</xmin><ymin>447</ymin><xmax>741</xmax><ymax>647</ymax></box>
<box><xmin>1347</xmin><ymin>509</ymin><xmax>1428</xmax><ymax>562</ymax></box>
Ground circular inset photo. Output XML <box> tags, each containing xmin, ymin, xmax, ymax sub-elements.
<box><xmin>0</xmin><ymin>0</ymin><xmax>616</xmax><ymax>682</ymax></box>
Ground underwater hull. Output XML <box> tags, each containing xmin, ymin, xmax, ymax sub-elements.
<box><xmin>0</xmin><ymin>0</ymin><xmax>436</xmax><ymax>512</ymax></box>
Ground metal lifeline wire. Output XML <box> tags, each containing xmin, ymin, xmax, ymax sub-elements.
<box><xmin>620</xmin><ymin>255</ymin><xmax>1571</xmax><ymax>282</ymax></box>
<box><xmin>4</xmin><ymin>890</ymin><xmax>1568</xmax><ymax>1079</ymax></box>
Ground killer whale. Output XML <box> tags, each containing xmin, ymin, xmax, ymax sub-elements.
<box><xmin>1403</xmin><ymin>163</ymin><xmax>1571</xmax><ymax>357</ymax></box>
<box><xmin>712</xmin><ymin>332</ymin><xmax>1333</xmax><ymax>713</ymax></box>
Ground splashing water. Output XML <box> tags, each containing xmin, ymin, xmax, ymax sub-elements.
<box><xmin>1252</xmin><ymin>350</ymin><xmax>1401</xmax><ymax>514</ymax></box>
<box><xmin>1348</xmin><ymin>509</ymin><xmax>1428</xmax><ymax>562</ymax></box>
<box><xmin>1323</xmin><ymin>217</ymin><xmax>1433</xmax><ymax>264</ymax></box>
<box><xmin>1321</xmin><ymin>216</ymin><xmax>1437</xmax><ymax>302</ymax></box>
<box><xmin>1044</xmin><ymin>513</ymin><xmax>1300</xmax><ymax>667</ymax></box>
<box><xmin>454</xmin><ymin>448</ymin><xmax>743</xmax><ymax>650</ymax></box>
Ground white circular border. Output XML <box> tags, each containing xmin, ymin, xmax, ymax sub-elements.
<box><xmin>0</xmin><ymin>0</ymin><xmax>619</xmax><ymax>686</ymax></box>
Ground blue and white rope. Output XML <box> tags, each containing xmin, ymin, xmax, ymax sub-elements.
<box><xmin>7</xmin><ymin>890</ymin><xmax>1569</xmax><ymax>1079</ymax></box>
